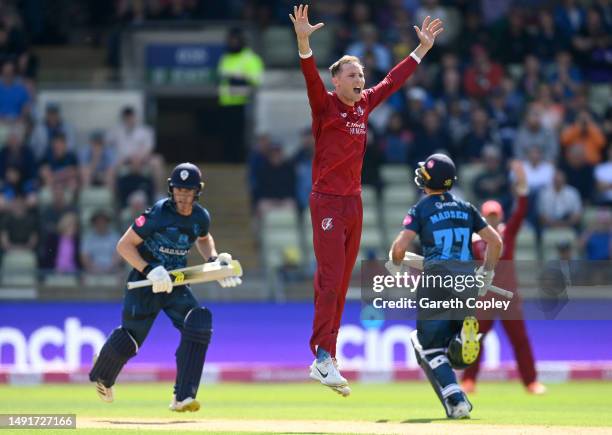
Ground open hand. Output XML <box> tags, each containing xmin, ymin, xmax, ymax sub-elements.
<box><xmin>413</xmin><ymin>16</ymin><xmax>444</xmax><ymax>50</ymax></box>
<box><xmin>289</xmin><ymin>4</ymin><xmax>324</xmax><ymax>39</ymax></box>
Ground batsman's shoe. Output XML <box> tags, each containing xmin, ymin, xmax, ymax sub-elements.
<box><xmin>309</xmin><ymin>358</ymin><xmax>348</xmax><ymax>388</ymax></box>
<box><xmin>95</xmin><ymin>381</ymin><xmax>114</xmax><ymax>403</ymax></box>
<box><xmin>460</xmin><ymin>316</ymin><xmax>480</xmax><ymax>365</ymax></box>
<box><xmin>169</xmin><ymin>396</ymin><xmax>200</xmax><ymax>412</ymax></box>
<box><xmin>526</xmin><ymin>381</ymin><xmax>547</xmax><ymax>395</ymax></box>
<box><xmin>448</xmin><ymin>400</ymin><xmax>471</xmax><ymax>419</ymax></box>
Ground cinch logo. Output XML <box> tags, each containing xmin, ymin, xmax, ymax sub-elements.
<box><xmin>336</xmin><ymin>324</ymin><xmax>500</xmax><ymax>370</ymax></box>
<box><xmin>0</xmin><ymin>318</ymin><xmax>105</xmax><ymax>372</ymax></box>
<box><xmin>321</xmin><ymin>217</ymin><xmax>333</xmax><ymax>231</ymax></box>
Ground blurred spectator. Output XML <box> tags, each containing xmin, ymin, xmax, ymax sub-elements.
<box><xmin>554</xmin><ymin>0</ymin><xmax>585</xmax><ymax>38</ymax></box>
<box><xmin>381</xmin><ymin>111</ymin><xmax>411</xmax><ymax>164</ymax></box>
<box><xmin>415</xmin><ymin>0</ymin><xmax>458</xmax><ymax>47</ymax></box>
<box><xmin>79</xmin><ymin>130</ymin><xmax>116</xmax><ymax>188</ymax></box>
<box><xmin>0</xmin><ymin>60</ymin><xmax>30</xmax><ymax>120</ymax></box>
<box><xmin>523</xmin><ymin>145</ymin><xmax>554</xmax><ymax>188</ymax></box>
<box><xmin>217</xmin><ymin>27</ymin><xmax>264</xmax><ymax>162</ymax></box>
<box><xmin>402</xmin><ymin>87</ymin><xmax>428</xmax><ymax>131</ymax></box>
<box><xmin>120</xmin><ymin>190</ymin><xmax>148</xmax><ymax>231</ymax></box>
<box><xmin>458</xmin><ymin>11</ymin><xmax>489</xmax><ymax>59</ymax></box>
<box><xmin>361</xmin><ymin>49</ymin><xmax>385</xmax><ymax>89</ymax></box>
<box><xmin>603</xmin><ymin>106</ymin><xmax>612</xmax><ymax>144</ymax></box>
<box><xmin>80</xmin><ymin>210</ymin><xmax>121</xmax><ymax>274</ymax></box>
<box><xmin>560</xmin><ymin>110</ymin><xmax>606</xmax><ymax>165</ymax></box>
<box><xmin>472</xmin><ymin>145</ymin><xmax>511</xmax><ymax>209</ymax></box>
<box><xmin>594</xmin><ymin>146</ymin><xmax>612</xmax><ymax>206</ymax></box>
<box><xmin>444</xmin><ymin>97</ymin><xmax>470</xmax><ymax>149</ymax></box>
<box><xmin>494</xmin><ymin>8</ymin><xmax>532</xmax><ymax>64</ymax></box>
<box><xmin>514</xmin><ymin>106</ymin><xmax>558</xmax><ymax>162</ymax></box>
<box><xmin>116</xmin><ymin>159</ymin><xmax>155</xmax><ymax>209</ymax></box>
<box><xmin>347</xmin><ymin>24</ymin><xmax>391</xmax><ymax>72</ymax></box>
<box><xmin>293</xmin><ymin>129</ymin><xmax>314</xmax><ymax>213</ymax></box>
<box><xmin>0</xmin><ymin>122</ymin><xmax>37</xmax><ymax>209</ymax></box>
<box><xmin>538</xmin><ymin>169</ymin><xmax>582</xmax><ymax>232</ymax></box>
<box><xmin>0</xmin><ymin>195</ymin><xmax>37</xmax><ymax>252</ymax></box>
<box><xmin>159</xmin><ymin>0</ymin><xmax>199</xmax><ymax>21</ymax></box>
<box><xmin>532</xmin><ymin>9</ymin><xmax>569</xmax><ymax>62</ymax></box>
<box><xmin>531</xmin><ymin>84</ymin><xmax>565</xmax><ymax>132</ymax></box>
<box><xmin>410</xmin><ymin>109</ymin><xmax>451</xmax><ymax>165</ymax></box>
<box><xmin>560</xmin><ymin>144</ymin><xmax>595</xmax><ymax>202</ymax></box>
<box><xmin>0</xmin><ymin>21</ymin><xmax>36</xmax><ymax>79</ymax></box>
<box><xmin>362</xmin><ymin>127</ymin><xmax>384</xmax><ymax>198</ymax></box>
<box><xmin>579</xmin><ymin>209</ymin><xmax>612</xmax><ymax>260</ymax></box>
<box><xmin>39</xmin><ymin>181</ymin><xmax>78</xmax><ymax>241</ymax></box>
<box><xmin>30</xmin><ymin>102</ymin><xmax>76</xmax><ymax>160</ymax></box>
<box><xmin>548</xmin><ymin>51</ymin><xmax>582</xmax><ymax>100</ymax></box>
<box><xmin>39</xmin><ymin>132</ymin><xmax>79</xmax><ymax>193</ymax></box>
<box><xmin>572</xmin><ymin>7</ymin><xmax>612</xmax><ymax>82</ymax></box>
<box><xmin>459</xmin><ymin>107</ymin><xmax>500</xmax><ymax>162</ymax></box>
<box><xmin>252</xmin><ymin>142</ymin><xmax>295</xmax><ymax>215</ymax></box>
<box><xmin>106</xmin><ymin>106</ymin><xmax>164</xmax><ymax>195</ymax></box>
<box><xmin>518</xmin><ymin>55</ymin><xmax>543</xmax><ymax>102</ymax></box>
<box><xmin>40</xmin><ymin>212</ymin><xmax>80</xmax><ymax>274</ymax></box>
<box><xmin>463</xmin><ymin>45</ymin><xmax>504</xmax><ymax>99</ymax></box>
<box><xmin>487</xmin><ymin>87</ymin><xmax>520</xmax><ymax>155</ymax></box>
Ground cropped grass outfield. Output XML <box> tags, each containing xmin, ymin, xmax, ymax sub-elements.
<box><xmin>1</xmin><ymin>382</ymin><xmax>612</xmax><ymax>433</ymax></box>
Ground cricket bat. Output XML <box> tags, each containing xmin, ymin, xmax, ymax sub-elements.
<box><xmin>127</xmin><ymin>260</ymin><xmax>243</xmax><ymax>290</ymax></box>
<box><xmin>402</xmin><ymin>252</ymin><xmax>514</xmax><ymax>299</ymax></box>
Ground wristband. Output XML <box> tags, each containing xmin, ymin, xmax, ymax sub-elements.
<box><xmin>142</xmin><ymin>264</ymin><xmax>154</xmax><ymax>275</ymax></box>
<box><xmin>299</xmin><ymin>49</ymin><xmax>313</xmax><ymax>59</ymax></box>
<box><xmin>410</xmin><ymin>51</ymin><xmax>422</xmax><ymax>64</ymax></box>
<box><xmin>206</xmin><ymin>256</ymin><xmax>218</xmax><ymax>263</ymax></box>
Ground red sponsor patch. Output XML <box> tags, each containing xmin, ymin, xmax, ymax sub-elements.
<box><xmin>135</xmin><ymin>215</ymin><xmax>146</xmax><ymax>227</ymax></box>
<box><xmin>403</xmin><ymin>215</ymin><xmax>412</xmax><ymax>226</ymax></box>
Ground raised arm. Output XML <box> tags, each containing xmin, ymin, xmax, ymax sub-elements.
<box><xmin>290</xmin><ymin>4</ymin><xmax>328</xmax><ymax>113</ymax></box>
<box><xmin>366</xmin><ymin>16</ymin><xmax>444</xmax><ymax>110</ymax></box>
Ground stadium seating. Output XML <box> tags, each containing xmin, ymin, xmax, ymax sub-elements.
<box><xmin>1</xmin><ymin>250</ymin><xmax>38</xmax><ymax>287</ymax></box>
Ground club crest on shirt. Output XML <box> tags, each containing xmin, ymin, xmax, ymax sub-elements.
<box><xmin>340</xmin><ymin>112</ymin><xmax>347</xmax><ymax>118</ymax></box>
<box><xmin>321</xmin><ymin>217</ymin><xmax>333</xmax><ymax>231</ymax></box>
<box><xmin>355</xmin><ymin>106</ymin><xmax>364</xmax><ymax>116</ymax></box>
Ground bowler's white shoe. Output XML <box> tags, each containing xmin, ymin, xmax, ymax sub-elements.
<box><xmin>449</xmin><ymin>400</ymin><xmax>471</xmax><ymax>419</ymax></box>
<box><xmin>169</xmin><ymin>396</ymin><xmax>200</xmax><ymax>412</ymax></box>
<box><xmin>309</xmin><ymin>358</ymin><xmax>350</xmax><ymax>396</ymax></box>
<box><xmin>95</xmin><ymin>381</ymin><xmax>114</xmax><ymax>403</ymax></box>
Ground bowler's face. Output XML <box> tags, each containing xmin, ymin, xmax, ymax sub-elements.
<box><xmin>333</xmin><ymin>62</ymin><xmax>365</xmax><ymax>105</ymax></box>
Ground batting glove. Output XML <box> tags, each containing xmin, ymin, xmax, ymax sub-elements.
<box><xmin>384</xmin><ymin>250</ymin><xmax>406</xmax><ymax>275</ymax></box>
<box><xmin>146</xmin><ymin>265</ymin><xmax>173</xmax><ymax>293</ymax></box>
<box><xmin>218</xmin><ymin>252</ymin><xmax>233</xmax><ymax>266</ymax></box>
<box><xmin>475</xmin><ymin>266</ymin><xmax>495</xmax><ymax>297</ymax></box>
<box><xmin>216</xmin><ymin>252</ymin><xmax>242</xmax><ymax>287</ymax></box>
<box><xmin>218</xmin><ymin>276</ymin><xmax>243</xmax><ymax>288</ymax></box>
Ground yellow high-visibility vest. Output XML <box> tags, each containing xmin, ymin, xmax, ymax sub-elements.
<box><xmin>218</xmin><ymin>48</ymin><xmax>264</xmax><ymax>106</ymax></box>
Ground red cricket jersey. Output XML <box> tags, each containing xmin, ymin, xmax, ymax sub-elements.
<box><xmin>473</xmin><ymin>195</ymin><xmax>529</xmax><ymax>291</ymax></box>
<box><xmin>300</xmin><ymin>54</ymin><xmax>419</xmax><ymax>196</ymax></box>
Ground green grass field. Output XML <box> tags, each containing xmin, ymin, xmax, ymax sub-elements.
<box><xmin>1</xmin><ymin>381</ymin><xmax>611</xmax><ymax>434</ymax></box>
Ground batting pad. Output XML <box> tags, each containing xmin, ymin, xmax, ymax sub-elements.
<box><xmin>89</xmin><ymin>327</ymin><xmax>138</xmax><ymax>387</ymax></box>
<box><xmin>175</xmin><ymin>307</ymin><xmax>212</xmax><ymax>402</ymax></box>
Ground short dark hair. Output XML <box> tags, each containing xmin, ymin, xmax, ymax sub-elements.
<box><xmin>121</xmin><ymin>106</ymin><xmax>135</xmax><ymax>118</ymax></box>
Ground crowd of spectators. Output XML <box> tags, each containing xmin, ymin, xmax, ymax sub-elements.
<box><xmin>247</xmin><ymin>0</ymin><xmax>611</xmax><ymax>261</ymax></box>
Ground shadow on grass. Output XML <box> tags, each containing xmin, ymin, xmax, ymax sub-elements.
<box><xmin>401</xmin><ymin>418</ymin><xmax>480</xmax><ymax>423</ymax></box>
<box><xmin>98</xmin><ymin>420</ymin><xmax>192</xmax><ymax>425</ymax></box>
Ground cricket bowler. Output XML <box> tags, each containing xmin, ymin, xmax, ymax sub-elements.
<box><xmin>289</xmin><ymin>3</ymin><xmax>444</xmax><ymax>396</ymax></box>
<box><xmin>386</xmin><ymin>154</ymin><xmax>502</xmax><ymax>418</ymax></box>
<box><xmin>89</xmin><ymin>163</ymin><xmax>242</xmax><ymax>412</ymax></box>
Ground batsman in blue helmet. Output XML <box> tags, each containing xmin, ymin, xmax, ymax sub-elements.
<box><xmin>385</xmin><ymin>153</ymin><xmax>503</xmax><ymax>419</ymax></box>
<box><xmin>89</xmin><ymin>162</ymin><xmax>242</xmax><ymax>412</ymax></box>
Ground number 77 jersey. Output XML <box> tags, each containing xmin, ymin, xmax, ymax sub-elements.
<box><xmin>403</xmin><ymin>191</ymin><xmax>488</xmax><ymax>266</ymax></box>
